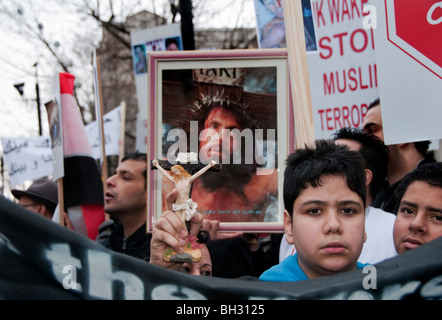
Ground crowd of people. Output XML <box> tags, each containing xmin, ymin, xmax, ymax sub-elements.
<box><xmin>10</xmin><ymin>97</ymin><xmax>442</xmax><ymax>284</ymax></box>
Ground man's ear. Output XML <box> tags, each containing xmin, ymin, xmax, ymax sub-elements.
<box><xmin>283</xmin><ymin>210</ymin><xmax>295</xmax><ymax>245</ymax></box>
<box><xmin>364</xmin><ymin>169</ymin><xmax>373</xmax><ymax>187</ymax></box>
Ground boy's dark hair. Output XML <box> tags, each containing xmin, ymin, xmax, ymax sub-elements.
<box><xmin>283</xmin><ymin>140</ymin><xmax>366</xmax><ymax>217</ymax></box>
<box><xmin>121</xmin><ymin>151</ymin><xmax>147</xmax><ymax>189</ymax></box>
<box><xmin>394</xmin><ymin>162</ymin><xmax>442</xmax><ymax>212</ymax></box>
<box><xmin>332</xmin><ymin>127</ymin><xmax>389</xmax><ymax>201</ymax></box>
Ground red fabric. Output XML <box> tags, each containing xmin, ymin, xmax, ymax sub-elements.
<box><xmin>81</xmin><ymin>204</ymin><xmax>105</xmax><ymax>240</ymax></box>
<box><xmin>59</xmin><ymin>73</ymin><xmax>75</xmax><ymax>95</ymax></box>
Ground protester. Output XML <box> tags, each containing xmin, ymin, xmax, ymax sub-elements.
<box><xmin>99</xmin><ymin>151</ymin><xmax>152</xmax><ymax>260</ymax></box>
<box><xmin>12</xmin><ymin>178</ymin><xmax>58</xmax><ymax>220</ymax></box>
<box><xmin>334</xmin><ymin>128</ymin><xmax>397</xmax><ymax>263</ymax></box>
<box><xmin>362</xmin><ymin>98</ymin><xmax>436</xmax><ymax>213</ymax></box>
<box><xmin>280</xmin><ymin>128</ymin><xmax>397</xmax><ymax>264</ymax></box>
<box><xmin>260</xmin><ymin>140</ymin><xmax>368</xmax><ymax>281</ymax></box>
<box><xmin>180</xmin><ymin>244</ymin><xmax>212</xmax><ymax>277</ymax></box>
<box><xmin>393</xmin><ymin>162</ymin><xmax>442</xmax><ymax>254</ymax></box>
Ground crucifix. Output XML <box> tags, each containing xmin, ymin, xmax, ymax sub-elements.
<box><xmin>151</xmin><ymin>152</ymin><xmax>220</xmax><ymax>263</ymax></box>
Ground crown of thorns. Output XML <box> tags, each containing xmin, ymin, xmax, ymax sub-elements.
<box><xmin>191</xmin><ymin>90</ymin><xmax>259</xmax><ymax>129</ymax></box>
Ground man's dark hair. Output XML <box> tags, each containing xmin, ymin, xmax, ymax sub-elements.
<box><xmin>333</xmin><ymin>127</ymin><xmax>389</xmax><ymax>201</ymax></box>
<box><xmin>367</xmin><ymin>98</ymin><xmax>431</xmax><ymax>157</ymax></box>
<box><xmin>283</xmin><ymin>140</ymin><xmax>366</xmax><ymax>217</ymax></box>
<box><xmin>121</xmin><ymin>151</ymin><xmax>147</xmax><ymax>188</ymax></box>
<box><xmin>367</xmin><ymin>98</ymin><xmax>380</xmax><ymax>111</ymax></box>
<box><xmin>394</xmin><ymin>162</ymin><xmax>442</xmax><ymax>212</ymax></box>
<box><xmin>191</xmin><ymin>91</ymin><xmax>260</xmax><ymax>135</ymax></box>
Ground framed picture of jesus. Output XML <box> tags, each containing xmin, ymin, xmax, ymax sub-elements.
<box><xmin>146</xmin><ymin>49</ymin><xmax>294</xmax><ymax>233</ymax></box>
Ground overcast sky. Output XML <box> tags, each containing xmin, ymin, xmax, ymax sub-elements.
<box><xmin>0</xmin><ymin>0</ymin><xmax>257</xmax><ymax>141</ymax></box>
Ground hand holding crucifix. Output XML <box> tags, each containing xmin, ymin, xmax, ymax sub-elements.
<box><xmin>151</xmin><ymin>154</ymin><xmax>218</xmax><ymax>262</ymax></box>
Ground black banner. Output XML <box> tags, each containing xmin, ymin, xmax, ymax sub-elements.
<box><xmin>1</xmin><ymin>195</ymin><xmax>441</xmax><ymax>301</ymax></box>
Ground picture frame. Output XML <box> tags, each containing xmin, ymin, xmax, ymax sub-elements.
<box><xmin>146</xmin><ymin>49</ymin><xmax>294</xmax><ymax>233</ymax></box>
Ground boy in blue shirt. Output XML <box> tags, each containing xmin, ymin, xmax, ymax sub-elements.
<box><xmin>260</xmin><ymin>140</ymin><xmax>368</xmax><ymax>281</ymax></box>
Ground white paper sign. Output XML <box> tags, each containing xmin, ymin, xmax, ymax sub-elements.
<box><xmin>85</xmin><ymin>106</ymin><xmax>122</xmax><ymax>159</ymax></box>
<box><xmin>372</xmin><ymin>0</ymin><xmax>442</xmax><ymax>145</ymax></box>
<box><xmin>307</xmin><ymin>0</ymin><xmax>379</xmax><ymax>139</ymax></box>
<box><xmin>1</xmin><ymin>136</ymin><xmax>53</xmax><ymax>187</ymax></box>
<box><xmin>130</xmin><ymin>23</ymin><xmax>182</xmax><ymax>152</ymax></box>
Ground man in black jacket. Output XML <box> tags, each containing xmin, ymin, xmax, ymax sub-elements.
<box><xmin>97</xmin><ymin>151</ymin><xmax>151</xmax><ymax>261</ymax></box>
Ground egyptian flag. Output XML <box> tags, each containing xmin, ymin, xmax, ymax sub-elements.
<box><xmin>59</xmin><ymin>72</ymin><xmax>105</xmax><ymax>240</ymax></box>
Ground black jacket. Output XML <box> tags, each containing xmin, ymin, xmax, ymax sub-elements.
<box><xmin>106</xmin><ymin>222</ymin><xmax>152</xmax><ymax>261</ymax></box>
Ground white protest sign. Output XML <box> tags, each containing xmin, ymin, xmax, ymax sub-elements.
<box><xmin>308</xmin><ymin>0</ymin><xmax>379</xmax><ymax>139</ymax></box>
<box><xmin>1</xmin><ymin>136</ymin><xmax>53</xmax><ymax>187</ymax></box>
<box><xmin>85</xmin><ymin>106</ymin><xmax>122</xmax><ymax>159</ymax></box>
<box><xmin>372</xmin><ymin>0</ymin><xmax>442</xmax><ymax>145</ymax></box>
<box><xmin>130</xmin><ymin>23</ymin><xmax>182</xmax><ymax>153</ymax></box>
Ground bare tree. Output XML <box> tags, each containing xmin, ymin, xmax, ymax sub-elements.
<box><xmin>0</xmin><ymin>0</ymin><xmax>256</xmax><ymax>150</ymax></box>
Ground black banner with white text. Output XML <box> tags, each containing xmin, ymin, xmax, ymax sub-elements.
<box><xmin>0</xmin><ymin>196</ymin><xmax>441</xmax><ymax>301</ymax></box>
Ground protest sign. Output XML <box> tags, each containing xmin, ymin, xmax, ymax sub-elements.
<box><xmin>85</xmin><ymin>106</ymin><xmax>122</xmax><ymax>160</ymax></box>
<box><xmin>254</xmin><ymin>0</ymin><xmax>318</xmax><ymax>52</ymax></box>
<box><xmin>371</xmin><ymin>0</ymin><xmax>442</xmax><ymax>145</ymax></box>
<box><xmin>130</xmin><ymin>23</ymin><xmax>183</xmax><ymax>152</ymax></box>
<box><xmin>307</xmin><ymin>0</ymin><xmax>379</xmax><ymax>139</ymax></box>
<box><xmin>1</xmin><ymin>136</ymin><xmax>53</xmax><ymax>187</ymax></box>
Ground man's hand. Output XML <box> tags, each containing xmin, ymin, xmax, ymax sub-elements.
<box><xmin>149</xmin><ymin>188</ymin><xmax>203</xmax><ymax>270</ymax></box>
<box><xmin>201</xmin><ymin>219</ymin><xmax>243</xmax><ymax>241</ymax></box>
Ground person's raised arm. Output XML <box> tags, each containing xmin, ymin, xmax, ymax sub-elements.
<box><xmin>189</xmin><ymin>160</ymin><xmax>216</xmax><ymax>182</ymax></box>
<box><xmin>152</xmin><ymin>159</ymin><xmax>175</xmax><ymax>183</ymax></box>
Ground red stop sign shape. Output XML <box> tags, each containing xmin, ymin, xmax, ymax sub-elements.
<box><xmin>385</xmin><ymin>0</ymin><xmax>442</xmax><ymax>79</ymax></box>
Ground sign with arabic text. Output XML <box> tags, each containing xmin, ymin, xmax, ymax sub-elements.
<box><xmin>1</xmin><ymin>136</ymin><xmax>53</xmax><ymax>187</ymax></box>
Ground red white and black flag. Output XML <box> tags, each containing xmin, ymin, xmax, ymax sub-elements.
<box><xmin>58</xmin><ymin>72</ymin><xmax>105</xmax><ymax>240</ymax></box>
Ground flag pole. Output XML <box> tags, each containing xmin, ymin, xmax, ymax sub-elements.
<box><xmin>283</xmin><ymin>0</ymin><xmax>315</xmax><ymax>148</ymax></box>
<box><xmin>96</xmin><ymin>57</ymin><xmax>108</xmax><ymax>183</ymax></box>
<box><xmin>94</xmin><ymin>51</ymin><xmax>110</xmax><ymax>221</ymax></box>
<box><xmin>119</xmin><ymin>101</ymin><xmax>126</xmax><ymax>163</ymax></box>
<box><xmin>57</xmin><ymin>178</ymin><xmax>65</xmax><ymax>226</ymax></box>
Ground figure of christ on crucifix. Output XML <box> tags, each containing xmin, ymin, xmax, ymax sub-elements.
<box><xmin>151</xmin><ymin>156</ymin><xmax>218</xmax><ymax>262</ymax></box>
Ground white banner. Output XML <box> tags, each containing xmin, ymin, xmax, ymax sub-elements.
<box><xmin>307</xmin><ymin>0</ymin><xmax>379</xmax><ymax>139</ymax></box>
<box><xmin>85</xmin><ymin>106</ymin><xmax>122</xmax><ymax>159</ymax></box>
<box><xmin>1</xmin><ymin>136</ymin><xmax>53</xmax><ymax>187</ymax></box>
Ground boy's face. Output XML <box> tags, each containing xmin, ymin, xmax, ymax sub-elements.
<box><xmin>284</xmin><ymin>175</ymin><xmax>366</xmax><ymax>279</ymax></box>
<box><xmin>393</xmin><ymin>181</ymin><xmax>442</xmax><ymax>254</ymax></box>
